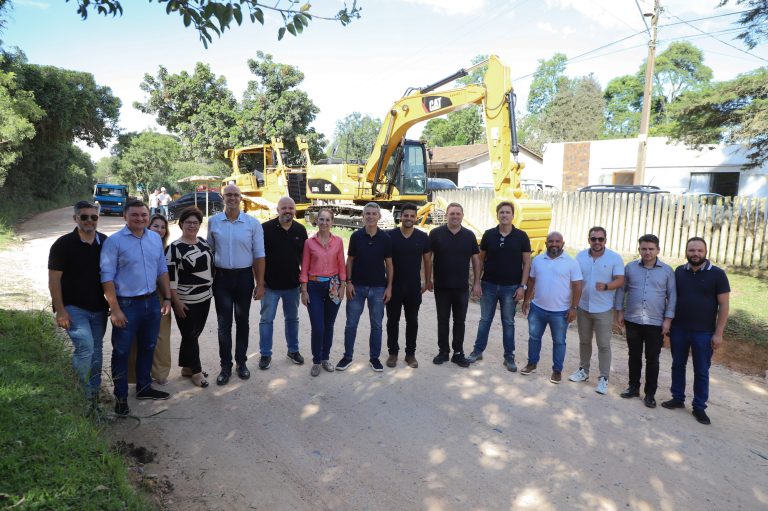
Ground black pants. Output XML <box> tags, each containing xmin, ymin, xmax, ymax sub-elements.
<box><xmin>175</xmin><ymin>299</ymin><xmax>211</xmax><ymax>374</ymax></box>
<box><xmin>386</xmin><ymin>285</ymin><xmax>422</xmax><ymax>355</ymax></box>
<box><xmin>625</xmin><ymin>320</ymin><xmax>663</xmax><ymax>396</ymax></box>
<box><xmin>213</xmin><ymin>268</ymin><xmax>254</xmax><ymax>368</ymax></box>
<box><xmin>434</xmin><ymin>288</ymin><xmax>469</xmax><ymax>355</ymax></box>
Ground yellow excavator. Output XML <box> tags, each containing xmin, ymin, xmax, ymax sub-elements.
<box><xmin>296</xmin><ymin>55</ymin><xmax>551</xmax><ymax>251</ymax></box>
<box><xmin>221</xmin><ymin>138</ymin><xmax>310</xmax><ymax>219</ymax></box>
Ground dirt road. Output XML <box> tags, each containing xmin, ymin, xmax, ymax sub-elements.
<box><xmin>5</xmin><ymin>208</ymin><xmax>768</xmax><ymax>510</ymax></box>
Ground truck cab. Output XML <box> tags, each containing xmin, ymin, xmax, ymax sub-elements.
<box><xmin>93</xmin><ymin>183</ymin><xmax>129</xmax><ymax>216</ymax></box>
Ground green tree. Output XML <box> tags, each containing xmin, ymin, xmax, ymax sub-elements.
<box><xmin>603</xmin><ymin>74</ymin><xmax>643</xmax><ymax>138</ymax></box>
<box><xmin>135</xmin><ymin>63</ymin><xmax>239</xmax><ymax>160</ymax></box>
<box><xmin>667</xmin><ymin>67</ymin><xmax>768</xmax><ymax>168</ymax></box>
<box><xmin>422</xmin><ymin>107</ymin><xmax>484</xmax><ymax>147</ymax></box>
<box><xmin>521</xmin><ymin>75</ymin><xmax>605</xmax><ymax>153</ymax></box>
<box><xmin>527</xmin><ymin>53</ymin><xmax>568</xmax><ymax>115</ymax></box>
<box><xmin>0</xmin><ymin>63</ymin><xmax>44</xmax><ymax>186</ymax></box>
<box><xmin>238</xmin><ymin>51</ymin><xmax>325</xmax><ymax>163</ymax></box>
<box><xmin>330</xmin><ymin>112</ymin><xmax>381</xmax><ymax>161</ymax></box>
<box><xmin>719</xmin><ymin>0</ymin><xmax>768</xmax><ymax>49</ymax></box>
<box><xmin>0</xmin><ymin>50</ymin><xmax>120</xmax><ymax>199</ymax></box>
<box><xmin>94</xmin><ymin>155</ymin><xmax>117</xmax><ymax>183</ymax></box>
<box><xmin>116</xmin><ymin>131</ymin><xmax>180</xmax><ymax>194</ymax></box>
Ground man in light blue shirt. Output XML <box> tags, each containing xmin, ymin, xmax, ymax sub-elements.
<box><xmin>207</xmin><ymin>184</ymin><xmax>266</xmax><ymax>385</ymax></box>
<box><xmin>101</xmin><ymin>200</ymin><xmax>172</xmax><ymax>416</ymax></box>
<box><xmin>569</xmin><ymin>226</ymin><xmax>625</xmax><ymax>395</ymax></box>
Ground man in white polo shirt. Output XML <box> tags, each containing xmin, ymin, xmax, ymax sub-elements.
<box><xmin>569</xmin><ymin>226</ymin><xmax>625</xmax><ymax>395</ymax></box>
<box><xmin>520</xmin><ymin>232</ymin><xmax>583</xmax><ymax>384</ymax></box>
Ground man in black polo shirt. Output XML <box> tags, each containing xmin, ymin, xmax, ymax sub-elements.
<box><xmin>428</xmin><ymin>202</ymin><xmax>481</xmax><ymax>368</ymax></box>
<box><xmin>336</xmin><ymin>202</ymin><xmax>393</xmax><ymax>372</ymax></box>
<box><xmin>258</xmin><ymin>196</ymin><xmax>308</xmax><ymax>369</ymax></box>
<box><xmin>385</xmin><ymin>203</ymin><xmax>432</xmax><ymax>368</ymax></box>
<box><xmin>662</xmin><ymin>237</ymin><xmax>729</xmax><ymax>425</ymax></box>
<box><xmin>467</xmin><ymin>201</ymin><xmax>531</xmax><ymax>371</ymax></box>
<box><xmin>48</xmin><ymin>201</ymin><xmax>109</xmax><ymax>402</ymax></box>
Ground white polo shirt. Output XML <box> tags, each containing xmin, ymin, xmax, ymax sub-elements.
<box><xmin>530</xmin><ymin>252</ymin><xmax>583</xmax><ymax>312</ymax></box>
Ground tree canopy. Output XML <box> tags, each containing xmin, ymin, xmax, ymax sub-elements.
<box><xmin>719</xmin><ymin>0</ymin><xmax>768</xmax><ymax>49</ymax></box>
<box><xmin>330</xmin><ymin>112</ymin><xmax>381</xmax><ymax>162</ymax></box>
<box><xmin>667</xmin><ymin>67</ymin><xmax>768</xmax><ymax>168</ymax></box>
<box><xmin>66</xmin><ymin>0</ymin><xmax>361</xmax><ymax>47</ymax></box>
<box><xmin>135</xmin><ymin>53</ymin><xmax>326</xmax><ymax>164</ymax></box>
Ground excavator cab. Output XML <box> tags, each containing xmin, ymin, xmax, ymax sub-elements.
<box><xmin>381</xmin><ymin>140</ymin><xmax>428</xmax><ymax>198</ymax></box>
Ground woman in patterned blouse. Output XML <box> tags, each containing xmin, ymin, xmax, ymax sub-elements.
<box><xmin>167</xmin><ymin>207</ymin><xmax>214</xmax><ymax>388</ymax></box>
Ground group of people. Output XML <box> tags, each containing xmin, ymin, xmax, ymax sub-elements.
<box><xmin>148</xmin><ymin>187</ymin><xmax>171</xmax><ymax>217</ymax></box>
<box><xmin>48</xmin><ymin>184</ymin><xmax>730</xmax><ymax>426</ymax></box>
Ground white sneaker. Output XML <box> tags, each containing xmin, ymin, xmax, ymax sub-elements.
<box><xmin>568</xmin><ymin>368</ymin><xmax>589</xmax><ymax>382</ymax></box>
<box><xmin>596</xmin><ymin>376</ymin><xmax>608</xmax><ymax>395</ymax></box>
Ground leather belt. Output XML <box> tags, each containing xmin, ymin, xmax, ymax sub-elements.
<box><xmin>215</xmin><ymin>267</ymin><xmax>252</xmax><ymax>273</ymax></box>
<box><xmin>308</xmin><ymin>275</ymin><xmax>332</xmax><ymax>282</ymax></box>
<box><xmin>117</xmin><ymin>293</ymin><xmax>154</xmax><ymax>300</ymax></box>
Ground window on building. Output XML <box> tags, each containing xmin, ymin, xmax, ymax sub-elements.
<box><xmin>689</xmin><ymin>172</ymin><xmax>739</xmax><ymax>197</ymax></box>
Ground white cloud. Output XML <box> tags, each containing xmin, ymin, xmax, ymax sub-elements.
<box><xmin>545</xmin><ymin>0</ymin><xmax>645</xmax><ymax>31</ymax></box>
<box><xmin>536</xmin><ymin>22</ymin><xmax>576</xmax><ymax>37</ymax></box>
<box><xmin>400</xmin><ymin>0</ymin><xmax>486</xmax><ymax>16</ymax></box>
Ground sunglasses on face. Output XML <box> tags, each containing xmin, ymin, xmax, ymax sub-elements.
<box><xmin>590</xmin><ymin>237</ymin><xmax>605</xmax><ymax>242</ymax></box>
<box><xmin>79</xmin><ymin>214</ymin><xmax>99</xmax><ymax>221</ymax></box>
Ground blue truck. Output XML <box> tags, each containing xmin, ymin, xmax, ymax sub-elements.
<box><xmin>93</xmin><ymin>183</ymin><xmax>129</xmax><ymax>215</ymax></box>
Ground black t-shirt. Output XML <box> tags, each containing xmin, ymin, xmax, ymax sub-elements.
<box><xmin>479</xmin><ymin>225</ymin><xmax>531</xmax><ymax>285</ymax></box>
<box><xmin>386</xmin><ymin>227</ymin><xmax>431</xmax><ymax>289</ymax></box>
<box><xmin>429</xmin><ymin>225</ymin><xmax>479</xmax><ymax>290</ymax></box>
<box><xmin>673</xmin><ymin>261</ymin><xmax>730</xmax><ymax>332</ymax></box>
<box><xmin>47</xmin><ymin>228</ymin><xmax>109</xmax><ymax>312</ymax></box>
<box><xmin>348</xmin><ymin>228</ymin><xmax>392</xmax><ymax>287</ymax></box>
<box><xmin>262</xmin><ymin>218</ymin><xmax>308</xmax><ymax>289</ymax></box>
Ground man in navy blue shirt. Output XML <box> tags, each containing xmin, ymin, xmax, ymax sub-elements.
<box><xmin>662</xmin><ymin>237</ymin><xmax>729</xmax><ymax>425</ymax></box>
<box><xmin>336</xmin><ymin>203</ymin><xmax>393</xmax><ymax>372</ymax></box>
<box><xmin>101</xmin><ymin>200</ymin><xmax>172</xmax><ymax>416</ymax></box>
<box><xmin>385</xmin><ymin>203</ymin><xmax>432</xmax><ymax>369</ymax></box>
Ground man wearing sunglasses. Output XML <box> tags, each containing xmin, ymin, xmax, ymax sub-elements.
<box><xmin>48</xmin><ymin>201</ymin><xmax>109</xmax><ymax>406</ymax></box>
<box><xmin>467</xmin><ymin>201</ymin><xmax>531</xmax><ymax>372</ymax></box>
<box><xmin>570</xmin><ymin>226</ymin><xmax>625</xmax><ymax>395</ymax></box>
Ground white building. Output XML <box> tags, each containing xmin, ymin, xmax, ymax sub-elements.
<box><xmin>541</xmin><ymin>137</ymin><xmax>768</xmax><ymax>197</ymax></box>
<box><xmin>427</xmin><ymin>144</ymin><xmax>544</xmax><ymax>187</ymax></box>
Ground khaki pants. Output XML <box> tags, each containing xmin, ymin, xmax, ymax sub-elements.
<box><xmin>576</xmin><ymin>308</ymin><xmax>613</xmax><ymax>379</ymax></box>
<box><xmin>127</xmin><ymin>311</ymin><xmax>172</xmax><ymax>383</ymax></box>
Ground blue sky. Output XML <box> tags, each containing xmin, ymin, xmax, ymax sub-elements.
<box><xmin>3</xmin><ymin>0</ymin><xmax>767</xmax><ymax>160</ymax></box>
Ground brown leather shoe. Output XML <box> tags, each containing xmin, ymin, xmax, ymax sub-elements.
<box><xmin>520</xmin><ymin>363</ymin><xmax>537</xmax><ymax>375</ymax></box>
<box><xmin>386</xmin><ymin>354</ymin><xmax>398</xmax><ymax>367</ymax></box>
<box><xmin>404</xmin><ymin>355</ymin><xmax>419</xmax><ymax>368</ymax></box>
<box><xmin>550</xmin><ymin>371</ymin><xmax>562</xmax><ymax>384</ymax></box>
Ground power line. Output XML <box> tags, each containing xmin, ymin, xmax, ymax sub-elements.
<box><xmin>658</xmin><ymin>10</ymin><xmax>748</xmax><ymax>28</ymax></box>
<box><xmin>634</xmin><ymin>0</ymin><xmax>651</xmax><ymax>36</ymax></box>
<box><xmin>661</xmin><ymin>8</ymin><xmax>768</xmax><ymax>64</ymax></box>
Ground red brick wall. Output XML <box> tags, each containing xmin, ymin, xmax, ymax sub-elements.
<box><xmin>562</xmin><ymin>142</ymin><xmax>591</xmax><ymax>191</ymax></box>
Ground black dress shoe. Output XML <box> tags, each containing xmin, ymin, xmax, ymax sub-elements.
<box><xmin>216</xmin><ymin>369</ymin><xmax>231</xmax><ymax>386</ymax></box>
<box><xmin>115</xmin><ymin>399</ymin><xmax>130</xmax><ymax>416</ymax></box>
<box><xmin>451</xmin><ymin>353</ymin><xmax>470</xmax><ymax>368</ymax></box>
<box><xmin>620</xmin><ymin>387</ymin><xmax>640</xmax><ymax>398</ymax></box>
<box><xmin>432</xmin><ymin>352</ymin><xmax>450</xmax><ymax>365</ymax></box>
<box><xmin>644</xmin><ymin>395</ymin><xmax>657</xmax><ymax>408</ymax></box>
<box><xmin>692</xmin><ymin>408</ymin><xmax>711</xmax><ymax>425</ymax></box>
<box><xmin>661</xmin><ymin>398</ymin><xmax>685</xmax><ymax>409</ymax></box>
<box><xmin>237</xmin><ymin>363</ymin><xmax>251</xmax><ymax>379</ymax></box>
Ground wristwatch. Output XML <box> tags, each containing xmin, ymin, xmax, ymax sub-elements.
<box><xmin>163</xmin><ymin>297</ymin><xmax>172</xmax><ymax>301</ymax></box>
<box><xmin>520</xmin><ymin>285</ymin><xmax>528</xmax><ymax>290</ymax></box>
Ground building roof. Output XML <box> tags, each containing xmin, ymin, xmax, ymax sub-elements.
<box><xmin>430</xmin><ymin>143</ymin><xmax>542</xmax><ymax>165</ymax></box>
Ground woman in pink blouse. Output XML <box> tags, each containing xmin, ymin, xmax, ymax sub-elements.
<box><xmin>300</xmin><ymin>209</ymin><xmax>347</xmax><ymax>377</ymax></box>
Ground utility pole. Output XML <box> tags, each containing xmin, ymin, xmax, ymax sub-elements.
<box><xmin>634</xmin><ymin>0</ymin><xmax>660</xmax><ymax>185</ymax></box>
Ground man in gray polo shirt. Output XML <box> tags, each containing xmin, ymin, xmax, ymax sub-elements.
<box><xmin>569</xmin><ymin>226</ymin><xmax>625</xmax><ymax>395</ymax></box>
<box><xmin>614</xmin><ymin>234</ymin><xmax>676</xmax><ymax>408</ymax></box>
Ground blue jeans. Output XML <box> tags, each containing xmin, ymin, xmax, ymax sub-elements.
<box><xmin>669</xmin><ymin>327</ymin><xmax>713</xmax><ymax>410</ymax></box>
<box><xmin>213</xmin><ymin>268</ymin><xmax>254</xmax><ymax>368</ymax></box>
<box><xmin>473</xmin><ymin>281</ymin><xmax>519</xmax><ymax>360</ymax></box>
<box><xmin>64</xmin><ymin>305</ymin><xmax>107</xmax><ymax>398</ymax></box>
<box><xmin>306</xmin><ymin>280</ymin><xmax>341</xmax><ymax>364</ymax></box>
<box><xmin>526</xmin><ymin>302</ymin><xmax>569</xmax><ymax>372</ymax></box>
<box><xmin>344</xmin><ymin>285</ymin><xmax>385</xmax><ymax>359</ymax></box>
<box><xmin>259</xmin><ymin>287</ymin><xmax>300</xmax><ymax>356</ymax></box>
<box><xmin>111</xmin><ymin>295</ymin><xmax>161</xmax><ymax>399</ymax></box>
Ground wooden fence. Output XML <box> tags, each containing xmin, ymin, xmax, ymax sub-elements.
<box><xmin>435</xmin><ymin>189</ymin><xmax>768</xmax><ymax>269</ymax></box>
